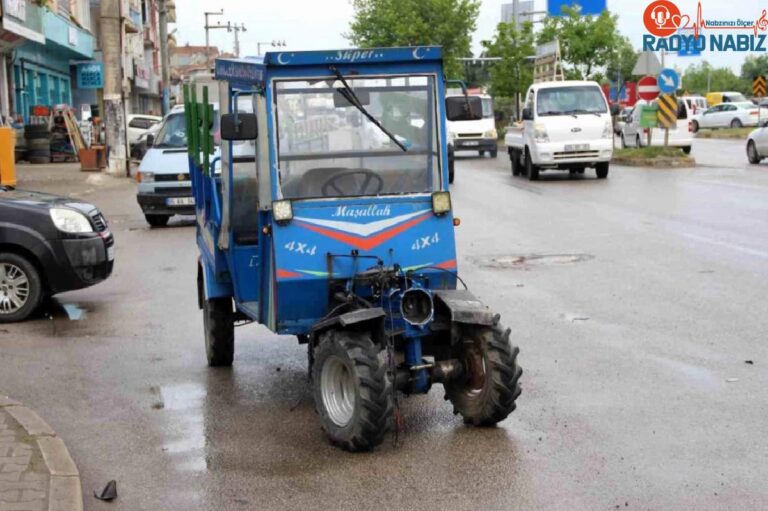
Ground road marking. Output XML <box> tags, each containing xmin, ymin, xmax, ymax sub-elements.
<box><xmin>681</xmin><ymin>233</ymin><xmax>768</xmax><ymax>259</ymax></box>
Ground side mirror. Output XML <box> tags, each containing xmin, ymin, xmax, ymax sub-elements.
<box><xmin>521</xmin><ymin>108</ymin><xmax>533</xmax><ymax>121</ymax></box>
<box><xmin>221</xmin><ymin>113</ymin><xmax>258</xmax><ymax>141</ymax></box>
<box><xmin>146</xmin><ymin>134</ymin><xmax>154</xmax><ymax>148</ymax></box>
<box><xmin>610</xmin><ymin>103</ymin><xmax>621</xmax><ymax>116</ymax></box>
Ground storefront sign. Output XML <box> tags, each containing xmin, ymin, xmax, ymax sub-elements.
<box><xmin>76</xmin><ymin>62</ymin><xmax>104</xmax><ymax>89</ymax></box>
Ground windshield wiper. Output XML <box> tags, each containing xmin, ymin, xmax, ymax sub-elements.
<box><xmin>329</xmin><ymin>65</ymin><xmax>407</xmax><ymax>152</ymax></box>
<box><xmin>566</xmin><ymin>109</ymin><xmax>602</xmax><ymax>117</ymax></box>
<box><xmin>539</xmin><ymin>110</ymin><xmax>565</xmax><ymax>117</ymax></box>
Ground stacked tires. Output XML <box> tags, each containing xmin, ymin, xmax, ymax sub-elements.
<box><xmin>24</xmin><ymin>124</ymin><xmax>51</xmax><ymax>164</ymax></box>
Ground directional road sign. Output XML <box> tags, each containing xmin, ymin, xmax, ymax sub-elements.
<box><xmin>657</xmin><ymin>94</ymin><xmax>678</xmax><ymax>129</ymax></box>
<box><xmin>658</xmin><ymin>68</ymin><xmax>680</xmax><ymax>94</ymax></box>
<box><xmin>638</xmin><ymin>75</ymin><xmax>660</xmax><ymax>101</ymax></box>
<box><xmin>753</xmin><ymin>76</ymin><xmax>767</xmax><ymax>98</ymax></box>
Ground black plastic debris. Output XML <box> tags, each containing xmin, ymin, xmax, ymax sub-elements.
<box><xmin>745</xmin><ymin>360</ymin><xmax>754</xmax><ymax>365</ymax></box>
<box><xmin>94</xmin><ymin>480</ymin><xmax>118</xmax><ymax>501</ymax></box>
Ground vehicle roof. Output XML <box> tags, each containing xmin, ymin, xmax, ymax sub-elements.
<box><xmin>530</xmin><ymin>80</ymin><xmax>601</xmax><ymax>90</ymax></box>
<box><xmin>214</xmin><ymin>46</ymin><xmax>442</xmax><ymax>85</ymax></box>
<box><xmin>128</xmin><ymin>114</ymin><xmax>162</xmax><ymax>120</ymax></box>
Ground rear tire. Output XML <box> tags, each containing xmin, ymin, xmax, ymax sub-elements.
<box><xmin>203</xmin><ymin>297</ymin><xmax>234</xmax><ymax>367</ymax></box>
<box><xmin>0</xmin><ymin>252</ymin><xmax>43</xmax><ymax>323</ymax></box>
<box><xmin>313</xmin><ymin>330</ymin><xmax>393</xmax><ymax>451</ymax></box>
<box><xmin>636</xmin><ymin>135</ymin><xmax>642</xmax><ymax>148</ymax></box>
<box><xmin>747</xmin><ymin>140</ymin><xmax>762</xmax><ymax>164</ymax></box>
<box><xmin>145</xmin><ymin>214</ymin><xmax>170</xmax><ymax>227</ymax></box>
<box><xmin>524</xmin><ymin>149</ymin><xmax>539</xmax><ymax>181</ymax></box>
<box><xmin>682</xmin><ymin>146</ymin><xmax>692</xmax><ymax>155</ymax></box>
<box><xmin>448</xmin><ymin>157</ymin><xmax>455</xmax><ymax>184</ymax></box>
<box><xmin>445</xmin><ymin>324</ymin><xmax>522</xmax><ymax>426</ymax></box>
<box><xmin>691</xmin><ymin>120</ymin><xmax>699</xmax><ymax>133</ymax></box>
<box><xmin>620</xmin><ymin>134</ymin><xmax>627</xmax><ymax>148</ymax></box>
<box><xmin>731</xmin><ymin>119</ymin><xmax>742</xmax><ymax>128</ymax></box>
<box><xmin>510</xmin><ymin>149</ymin><xmax>521</xmax><ymax>176</ymax></box>
<box><xmin>596</xmin><ymin>162</ymin><xmax>609</xmax><ymax>179</ymax></box>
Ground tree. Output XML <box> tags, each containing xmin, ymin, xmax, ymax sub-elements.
<box><xmin>482</xmin><ymin>21</ymin><xmax>534</xmax><ymax>100</ymax></box>
<box><xmin>605</xmin><ymin>36</ymin><xmax>639</xmax><ymax>83</ymax></box>
<box><xmin>537</xmin><ymin>6</ymin><xmax>624</xmax><ymax>80</ymax></box>
<box><xmin>348</xmin><ymin>0</ymin><xmax>481</xmax><ymax>79</ymax></box>
<box><xmin>681</xmin><ymin>62</ymin><xmax>750</xmax><ymax>95</ymax></box>
<box><xmin>741</xmin><ymin>55</ymin><xmax>768</xmax><ymax>81</ymax></box>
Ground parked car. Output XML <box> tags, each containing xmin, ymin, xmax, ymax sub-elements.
<box><xmin>705</xmin><ymin>91</ymin><xmax>747</xmax><ymax>107</ymax></box>
<box><xmin>0</xmin><ymin>187</ymin><xmax>114</xmax><ymax>322</ymax></box>
<box><xmin>136</xmin><ymin>102</ymin><xmax>255</xmax><ymax>227</ymax></box>
<box><xmin>692</xmin><ymin>102</ymin><xmax>760</xmax><ymax>131</ymax></box>
<box><xmin>746</xmin><ymin>120</ymin><xmax>768</xmax><ymax>164</ymax></box>
<box><xmin>621</xmin><ymin>98</ymin><xmax>694</xmax><ymax>154</ymax></box>
<box><xmin>130</xmin><ymin>122</ymin><xmax>161</xmax><ymax>161</ymax></box>
<box><xmin>127</xmin><ymin>114</ymin><xmax>162</xmax><ymax>145</ymax></box>
<box><xmin>614</xmin><ymin>107</ymin><xmax>633</xmax><ymax>135</ymax></box>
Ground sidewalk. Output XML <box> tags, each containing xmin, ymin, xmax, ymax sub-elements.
<box><xmin>0</xmin><ymin>396</ymin><xmax>82</xmax><ymax>511</ymax></box>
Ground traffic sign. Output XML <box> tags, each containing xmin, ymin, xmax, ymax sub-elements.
<box><xmin>753</xmin><ymin>76</ymin><xmax>766</xmax><ymax>97</ymax></box>
<box><xmin>657</xmin><ymin>94</ymin><xmax>678</xmax><ymax>129</ymax></box>
<box><xmin>657</xmin><ymin>68</ymin><xmax>680</xmax><ymax>94</ymax></box>
<box><xmin>638</xmin><ymin>75</ymin><xmax>660</xmax><ymax>101</ymax></box>
<box><xmin>632</xmin><ymin>51</ymin><xmax>662</xmax><ymax>76</ymax></box>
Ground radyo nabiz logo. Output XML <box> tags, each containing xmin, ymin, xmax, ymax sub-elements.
<box><xmin>642</xmin><ymin>0</ymin><xmax>768</xmax><ymax>52</ymax></box>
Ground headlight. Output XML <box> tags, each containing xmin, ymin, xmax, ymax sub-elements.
<box><xmin>272</xmin><ymin>200</ymin><xmax>293</xmax><ymax>223</ymax></box>
<box><xmin>138</xmin><ymin>171</ymin><xmax>155</xmax><ymax>183</ymax></box>
<box><xmin>534</xmin><ymin>123</ymin><xmax>549</xmax><ymax>142</ymax></box>
<box><xmin>50</xmin><ymin>208</ymin><xmax>93</xmax><ymax>234</ymax></box>
<box><xmin>432</xmin><ymin>191</ymin><xmax>451</xmax><ymax>215</ymax></box>
<box><xmin>484</xmin><ymin>129</ymin><xmax>498</xmax><ymax>139</ymax></box>
<box><xmin>602</xmin><ymin>120</ymin><xmax>613</xmax><ymax>139</ymax></box>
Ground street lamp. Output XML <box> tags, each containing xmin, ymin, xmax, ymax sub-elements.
<box><xmin>228</xmin><ymin>23</ymin><xmax>247</xmax><ymax>58</ymax></box>
<box><xmin>257</xmin><ymin>40</ymin><xmax>287</xmax><ymax>56</ymax></box>
<box><xmin>204</xmin><ymin>9</ymin><xmax>226</xmax><ymax>69</ymax></box>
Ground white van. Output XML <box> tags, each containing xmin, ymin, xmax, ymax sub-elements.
<box><xmin>620</xmin><ymin>98</ymin><xmax>694</xmax><ymax>154</ymax></box>
<box><xmin>135</xmin><ymin>101</ymin><xmax>255</xmax><ymax>227</ymax></box>
<box><xmin>446</xmin><ymin>93</ymin><xmax>498</xmax><ymax>158</ymax></box>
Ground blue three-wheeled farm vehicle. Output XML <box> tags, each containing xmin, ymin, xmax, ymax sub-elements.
<box><xmin>185</xmin><ymin>46</ymin><xmax>522</xmax><ymax>451</ymax></box>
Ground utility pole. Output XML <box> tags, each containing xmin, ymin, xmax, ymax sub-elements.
<box><xmin>257</xmin><ymin>40</ymin><xmax>286</xmax><ymax>56</ymax></box>
<box><xmin>204</xmin><ymin>9</ymin><xmax>225</xmax><ymax>70</ymax></box>
<box><xmin>159</xmin><ymin>0</ymin><xmax>171</xmax><ymax>114</ymax></box>
<box><xmin>230</xmin><ymin>23</ymin><xmax>246</xmax><ymax>58</ymax></box>
<box><xmin>100</xmin><ymin>0</ymin><xmax>128</xmax><ymax>176</ymax></box>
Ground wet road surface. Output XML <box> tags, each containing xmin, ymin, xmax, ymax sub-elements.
<box><xmin>1</xmin><ymin>140</ymin><xmax>767</xmax><ymax>510</ymax></box>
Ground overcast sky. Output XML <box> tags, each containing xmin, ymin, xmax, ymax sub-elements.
<box><xmin>174</xmin><ymin>0</ymin><xmax>749</xmax><ymax>75</ymax></box>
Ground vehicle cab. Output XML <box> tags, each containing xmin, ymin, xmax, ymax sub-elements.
<box><xmin>446</xmin><ymin>92</ymin><xmax>497</xmax><ymax>158</ymax></box>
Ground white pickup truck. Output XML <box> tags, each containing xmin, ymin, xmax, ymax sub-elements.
<box><xmin>505</xmin><ymin>80</ymin><xmax>617</xmax><ymax>180</ymax></box>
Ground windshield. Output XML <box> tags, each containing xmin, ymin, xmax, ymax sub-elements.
<box><xmin>154</xmin><ymin>110</ymin><xmax>222</xmax><ymax>149</ymax></box>
<box><xmin>536</xmin><ymin>86</ymin><xmax>608</xmax><ymax>117</ymax></box>
<box><xmin>275</xmin><ymin>75</ymin><xmax>440</xmax><ymax>200</ymax></box>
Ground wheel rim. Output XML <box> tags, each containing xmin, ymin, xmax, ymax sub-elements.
<box><xmin>0</xmin><ymin>263</ymin><xmax>30</xmax><ymax>314</ymax></box>
<box><xmin>320</xmin><ymin>356</ymin><xmax>356</xmax><ymax>427</ymax></box>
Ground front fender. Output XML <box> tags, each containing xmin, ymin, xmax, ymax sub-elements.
<box><xmin>433</xmin><ymin>289</ymin><xmax>498</xmax><ymax>326</ymax></box>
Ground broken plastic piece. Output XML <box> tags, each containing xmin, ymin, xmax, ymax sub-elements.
<box><xmin>94</xmin><ymin>480</ymin><xmax>117</xmax><ymax>501</ymax></box>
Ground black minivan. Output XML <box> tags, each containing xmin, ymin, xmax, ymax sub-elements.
<box><xmin>0</xmin><ymin>186</ymin><xmax>114</xmax><ymax>322</ymax></box>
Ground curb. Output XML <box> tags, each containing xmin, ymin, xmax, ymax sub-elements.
<box><xmin>0</xmin><ymin>394</ymin><xmax>83</xmax><ymax>511</ymax></box>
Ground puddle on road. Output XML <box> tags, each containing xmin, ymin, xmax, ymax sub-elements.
<box><xmin>153</xmin><ymin>383</ymin><xmax>208</xmax><ymax>472</ymax></box>
<box><xmin>476</xmin><ymin>253</ymin><xmax>594</xmax><ymax>269</ymax></box>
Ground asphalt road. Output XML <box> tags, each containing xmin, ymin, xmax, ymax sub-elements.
<box><xmin>2</xmin><ymin>138</ymin><xmax>767</xmax><ymax>510</ymax></box>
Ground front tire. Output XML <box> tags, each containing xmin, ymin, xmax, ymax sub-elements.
<box><xmin>445</xmin><ymin>324</ymin><xmax>522</xmax><ymax>426</ymax></box>
<box><xmin>448</xmin><ymin>157</ymin><xmax>455</xmax><ymax>184</ymax></box>
<box><xmin>524</xmin><ymin>149</ymin><xmax>539</xmax><ymax>181</ymax></box>
<box><xmin>691</xmin><ymin>120</ymin><xmax>699</xmax><ymax>133</ymax></box>
<box><xmin>747</xmin><ymin>140</ymin><xmax>762</xmax><ymax>164</ymax></box>
<box><xmin>145</xmin><ymin>214</ymin><xmax>170</xmax><ymax>228</ymax></box>
<box><xmin>682</xmin><ymin>146</ymin><xmax>692</xmax><ymax>155</ymax></box>
<box><xmin>621</xmin><ymin>134</ymin><xmax>627</xmax><ymax>148</ymax></box>
<box><xmin>510</xmin><ymin>149</ymin><xmax>521</xmax><ymax>176</ymax></box>
<box><xmin>313</xmin><ymin>330</ymin><xmax>393</xmax><ymax>451</ymax></box>
<box><xmin>490</xmin><ymin>148</ymin><xmax>498</xmax><ymax>158</ymax></box>
<box><xmin>595</xmin><ymin>162</ymin><xmax>610</xmax><ymax>179</ymax></box>
<box><xmin>203</xmin><ymin>297</ymin><xmax>234</xmax><ymax>367</ymax></box>
<box><xmin>0</xmin><ymin>253</ymin><xmax>43</xmax><ymax>323</ymax></box>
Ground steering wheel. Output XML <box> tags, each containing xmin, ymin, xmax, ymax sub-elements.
<box><xmin>321</xmin><ymin>169</ymin><xmax>384</xmax><ymax>197</ymax></box>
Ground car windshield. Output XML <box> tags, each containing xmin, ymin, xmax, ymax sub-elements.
<box><xmin>154</xmin><ymin>111</ymin><xmax>221</xmax><ymax>149</ymax></box>
<box><xmin>275</xmin><ymin>75</ymin><xmax>440</xmax><ymax>200</ymax></box>
<box><xmin>536</xmin><ymin>86</ymin><xmax>608</xmax><ymax>116</ymax></box>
